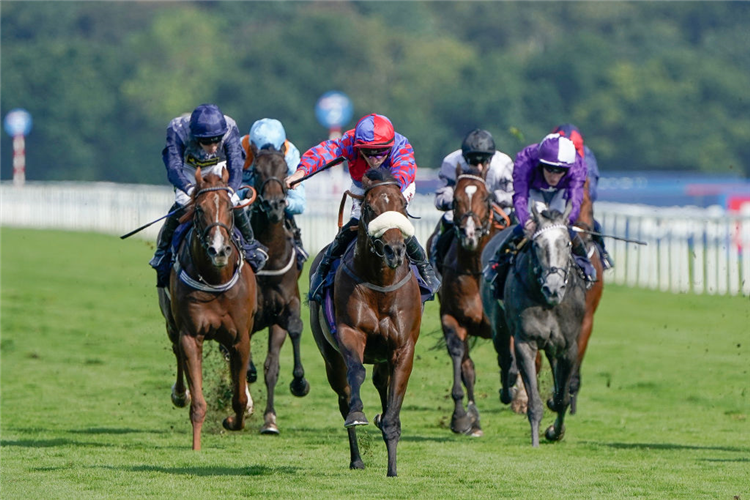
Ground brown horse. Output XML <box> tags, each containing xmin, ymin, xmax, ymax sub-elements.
<box><xmin>158</xmin><ymin>168</ymin><xmax>256</xmax><ymax>450</ymax></box>
<box><xmin>425</xmin><ymin>166</ymin><xmax>508</xmax><ymax>437</ymax></box>
<box><xmin>309</xmin><ymin>169</ymin><xmax>422</xmax><ymax>477</ymax></box>
<box><xmin>249</xmin><ymin>149</ymin><xmax>310</xmax><ymax>434</ymax></box>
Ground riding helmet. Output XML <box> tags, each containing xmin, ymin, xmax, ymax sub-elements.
<box><xmin>537</xmin><ymin>134</ymin><xmax>577</xmax><ymax>168</ymax></box>
<box><xmin>353</xmin><ymin>114</ymin><xmax>395</xmax><ymax>149</ymax></box>
<box><xmin>189</xmin><ymin>104</ymin><xmax>228</xmax><ymax>139</ymax></box>
<box><xmin>461</xmin><ymin>129</ymin><xmax>496</xmax><ymax>158</ymax></box>
<box><xmin>250</xmin><ymin>118</ymin><xmax>286</xmax><ymax>151</ymax></box>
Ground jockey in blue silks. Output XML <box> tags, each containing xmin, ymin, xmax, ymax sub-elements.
<box><xmin>484</xmin><ymin>133</ymin><xmax>596</xmax><ymax>297</ymax></box>
<box><xmin>551</xmin><ymin>123</ymin><xmax>613</xmax><ymax>269</ymax></box>
<box><xmin>240</xmin><ymin>118</ymin><xmax>309</xmax><ymax>268</ymax></box>
<box><xmin>284</xmin><ymin>113</ymin><xmax>441</xmax><ymax>302</ymax></box>
<box><xmin>149</xmin><ymin>104</ymin><xmax>267</xmax><ymax>287</ymax></box>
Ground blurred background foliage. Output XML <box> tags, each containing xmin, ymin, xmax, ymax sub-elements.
<box><xmin>2</xmin><ymin>1</ymin><xmax>749</xmax><ymax>184</ymax></box>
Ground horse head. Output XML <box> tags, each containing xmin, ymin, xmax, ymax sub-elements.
<box><xmin>253</xmin><ymin>148</ymin><xmax>288</xmax><ymax>224</ymax></box>
<box><xmin>359</xmin><ymin>169</ymin><xmax>414</xmax><ymax>270</ymax></box>
<box><xmin>187</xmin><ymin>167</ymin><xmax>236</xmax><ymax>268</ymax></box>
<box><xmin>529</xmin><ymin>201</ymin><xmax>573</xmax><ymax>305</ymax></box>
<box><xmin>453</xmin><ymin>165</ymin><xmax>492</xmax><ymax>251</ymax></box>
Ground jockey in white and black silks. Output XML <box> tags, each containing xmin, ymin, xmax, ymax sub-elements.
<box><xmin>149</xmin><ymin>104</ymin><xmax>267</xmax><ymax>287</ymax></box>
<box><xmin>285</xmin><ymin>113</ymin><xmax>441</xmax><ymax>302</ymax></box>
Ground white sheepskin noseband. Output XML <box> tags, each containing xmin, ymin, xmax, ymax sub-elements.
<box><xmin>367</xmin><ymin>211</ymin><xmax>415</xmax><ymax>239</ymax></box>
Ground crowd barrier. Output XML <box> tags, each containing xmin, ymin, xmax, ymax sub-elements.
<box><xmin>2</xmin><ymin>180</ymin><xmax>749</xmax><ymax>296</ymax></box>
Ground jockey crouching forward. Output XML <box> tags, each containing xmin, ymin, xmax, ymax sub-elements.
<box><xmin>149</xmin><ymin>104</ymin><xmax>268</xmax><ymax>287</ymax></box>
<box><xmin>284</xmin><ymin>113</ymin><xmax>441</xmax><ymax>302</ymax></box>
<box><xmin>483</xmin><ymin>133</ymin><xmax>596</xmax><ymax>298</ymax></box>
<box><xmin>240</xmin><ymin>118</ymin><xmax>309</xmax><ymax>270</ymax></box>
<box><xmin>431</xmin><ymin>128</ymin><xmax>515</xmax><ymax>270</ymax></box>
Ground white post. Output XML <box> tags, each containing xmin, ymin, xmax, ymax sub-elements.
<box><xmin>658</xmin><ymin>218</ymin><xmax>670</xmax><ymax>292</ymax></box>
<box><xmin>692</xmin><ymin>221</ymin><xmax>705</xmax><ymax>294</ymax></box>
<box><xmin>717</xmin><ymin>219</ymin><xmax>729</xmax><ymax>295</ymax></box>
<box><xmin>626</xmin><ymin>216</ymin><xmax>640</xmax><ymax>287</ymax></box>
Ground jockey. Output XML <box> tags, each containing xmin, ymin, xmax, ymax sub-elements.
<box><xmin>240</xmin><ymin>118</ymin><xmax>309</xmax><ymax>268</ymax></box>
<box><xmin>551</xmin><ymin>123</ymin><xmax>614</xmax><ymax>269</ymax></box>
<box><xmin>285</xmin><ymin>113</ymin><xmax>441</xmax><ymax>302</ymax></box>
<box><xmin>149</xmin><ymin>103</ymin><xmax>267</xmax><ymax>287</ymax></box>
<box><xmin>483</xmin><ymin>133</ymin><xmax>596</xmax><ymax>295</ymax></box>
<box><xmin>431</xmin><ymin>128</ymin><xmax>515</xmax><ymax>268</ymax></box>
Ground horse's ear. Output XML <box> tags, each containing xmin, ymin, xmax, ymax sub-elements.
<box><xmin>195</xmin><ymin>167</ymin><xmax>202</xmax><ymax>186</ymax></box>
<box><xmin>530</xmin><ymin>200</ymin><xmax>544</xmax><ymax>220</ymax></box>
<box><xmin>455</xmin><ymin>164</ymin><xmax>463</xmax><ymax>179</ymax></box>
<box><xmin>361</xmin><ymin>168</ymin><xmax>374</xmax><ymax>191</ymax></box>
<box><xmin>222</xmin><ymin>166</ymin><xmax>229</xmax><ymax>184</ymax></box>
<box><xmin>562</xmin><ymin>200</ymin><xmax>573</xmax><ymax>223</ymax></box>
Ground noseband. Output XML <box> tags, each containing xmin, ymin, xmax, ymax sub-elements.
<box><xmin>254</xmin><ymin>151</ymin><xmax>288</xmax><ymax>214</ymax></box>
<box><xmin>454</xmin><ymin>174</ymin><xmax>492</xmax><ymax>239</ymax></box>
<box><xmin>530</xmin><ymin>223</ymin><xmax>571</xmax><ymax>288</ymax></box>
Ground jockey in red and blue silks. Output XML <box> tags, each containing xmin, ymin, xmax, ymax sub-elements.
<box><xmin>551</xmin><ymin>123</ymin><xmax>613</xmax><ymax>269</ymax></box>
<box><xmin>285</xmin><ymin>113</ymin><xmax>440</xmax><ymax>302</ymax></box>
<box><xmin>149</xmin><ymin>104</ymin><xmax>267</xmax><ymax>288</ymax></box>
<box><xmin>483</xmin><ymin>133</ymin><xmax>596</xmax><ymax>298</ymax></box>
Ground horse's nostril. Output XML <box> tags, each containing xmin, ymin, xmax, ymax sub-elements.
<box><xmin>207</xmin><ymin>247</ymin><xmax>217</xmax><ymax>256</ymax></box>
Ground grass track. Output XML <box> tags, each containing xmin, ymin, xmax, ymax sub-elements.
<box><xmin>1</xmin><ymin>228</ymin><xmax>748</xmax><ymax>499</ymax></box>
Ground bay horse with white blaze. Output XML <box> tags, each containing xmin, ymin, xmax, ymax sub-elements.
<box><xmin>158</xmin><ymin>168</ymin><xmax>257</xmax><ymax>450</ymax></box>
<box><xmin>426</xmin><ymin>165</ymin><xmax>510</xmax><ymax>436</ymax></box>
<box><xmin>248</xmin><ymin>148</ymin><xmax>310</xmax><ymax>434</ymax></box>
<box><xmin>309</xmin><ymin>169</ymin><xmax>422</xmax><ymax>477</ymax></box>
<box><xmin>503</xmin><ymin>202</ymin><xmax>586</xmax><ymax>447</ymax></box>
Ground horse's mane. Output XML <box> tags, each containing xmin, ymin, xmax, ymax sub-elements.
<box><xmin>458</xmin><ymin>165</ymin><xmax>483</xmax><ymax>178</ymax></box>
<box><xmin>363</xmin><ymin>168</ymin><xmax>398</xmax><ymax>185</ymax></box>
<box><xmin>256</xmin><ymin>147</ymin><xmax>285</xmax><ymax>158</ymax></box>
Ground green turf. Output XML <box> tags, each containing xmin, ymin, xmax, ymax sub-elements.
<box><xmin>1</xmin><ymin>228</ymin><xmax>748</xmax><ymax>499</ymax></box>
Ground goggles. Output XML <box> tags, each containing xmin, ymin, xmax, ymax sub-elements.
<box><xmin>465</xmin><ymin>153</ymin><xmax>493</xmax><ymax>166</ymax></box>
<box><xmin>197</xmin><ymin>136</ymin><xmax>223</xmax><ymax>145</ymax></box>
<box><xmin>542</xmin><ymin>163</ymin><xmax>567</xmax><ymax>175</ymax></box>
<box><xmin>360</xmin><ymin>148</ymin><xmax>390</xmax><ymax>160</ymax></box>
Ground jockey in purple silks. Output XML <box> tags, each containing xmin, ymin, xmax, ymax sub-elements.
<box><xmin>285</xmin><ymin>113</ymin><xmax>441</xmax><ymax>302</ymax></box>
<box><xmin>483</xmin><ymin>133</ymin><xmax>597</xmax><ymax>297</ymax></box>
<box><xmin>149</xmin><ymin>104</ymin><xmax>267</xmax><ymax>287</ymax></box>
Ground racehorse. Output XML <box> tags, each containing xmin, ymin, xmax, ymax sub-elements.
<box><xmin>249</xmin><ymin>148</ymin><xmax>310</xmax><ymax>434</ymax></box>
<box><xmin>502</xmin><ymin>202</ymin><xmax>586</xmax><ymax>447</ymax></box>
<box><xmin>569</xmin><ymin>178</ymin><xmax>605</xmax><ymax>414</ymax></box>
<box><xmin>158</xmin><ymin>168</ymin><xmax>257</xmax><ymax>450</ymax></box>
<box><xmin>309</xmin><ymin>169</ymin><xmax>422</xmax><ymax>477</ymax></box>
<box><xmin>425</xmin><ymin>166</ymin><xmax>510</xmax><ymax>437</ymax></box>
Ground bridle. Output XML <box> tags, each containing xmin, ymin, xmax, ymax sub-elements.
<box><xmin>192</xmin><ymin>186</ymin><xmax>235</xmax><ymax>252</ymax></box>
<box><xmin>453</xmin><ymin>174</ymin><xmax>492</xmax><ymax>240</ymax></box>
<box><xmin>530</xmin><ymin>223</ymin><xmax>571</xmax><ymax>288</ymax></box>
<box><xmin>360</xmin><ymin>180</ymin><xmax>403</xmax><ymax>258</ymax></box>
<box><xmin>254</xmin><ymin>150</ymin><xmax>288</xmax><ymax>215</ymax></box>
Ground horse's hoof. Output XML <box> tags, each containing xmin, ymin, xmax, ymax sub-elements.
<box><xmin>500</xmin><ymin>388</ymin><xmax>512</xmax><ymax>405</ymax></box>
<box><xmin>247</xmin><ymin>361</ymin><xmax>258</xmax><ymax>383</ymax></box>
<box><xmin>350</xmin><ymin>459</ymin><xmax>365</xmax><ymax>470</ymax></box>
<box><xmin>289</xmin><ymin>378</ymin><xmax>310</xmax><ymax>398</ymax></box>
<box><xmin>260</xmin><ymin>423</ymin><xmax>280</xmax><ymax>435</ymax></box>
<box><xmin>511</xmin><ymin>399</ymin><xmax>528</xmax><ymax>415</ymax></box>
<box><xmin>547</xmin><ymin>397</ymin><xmax>558</xmax><ymax>412</ymax></box>
<box><xmin>222</xmin><ymin>416</ymin><xmax>244</xmax><ymax>431</ymax></box>
<box><xmin>544</xmin><ymin>424</ymin><xmax>565</xmax><ymax>442</ymax></box>
<box><xmin>344</xmin><ymin>411</ymin><xmax>368</xmax><ymax>428</ymax></box>
<box><xmin>469</xmin><ymin>426</ymin><xmax>484</xmax><ymax>437</ymax></box>
<box><xmin>374</xmin><ymin>414</ymin><xmax>382</xmax><ymax>430</ymax></box>
<box><xmin>171</xmin><ymin>385</ymin><xmax>191</xmax><ymax>408</ymax></box>
<box><xmin>450</xmin><ymin>415</ymin><xmax>473</xmax><ymax>435</ymax></box>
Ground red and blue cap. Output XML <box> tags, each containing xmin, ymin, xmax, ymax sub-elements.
<box><xmin>353</xmin><ymin>113</ymin><xmax>395</xmax><ymax>149</ymax></box>
<box><xmin>537</xmin><ymin>134</ymin><xmax>577</xmax><ymax>168</ymax></box>
<box><xmin>552</xmin><ymin>123</ymin><xmax>585</xmax><ymax>158</ymax></box>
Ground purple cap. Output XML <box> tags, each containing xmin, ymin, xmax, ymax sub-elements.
<box><xmin>537</xmin><ymin>134</ymin><xmax>577</xmax><ymax>168</ymax></box>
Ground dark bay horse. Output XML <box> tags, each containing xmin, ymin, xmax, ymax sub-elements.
<box><xmin>249</xmin><ymin>149</ymin><xmax>309</xmax><ymax>434</ymax></box>
<box><xmin>425</xmin><ymin>166</ymin><xmax>509</xmax><ymax>437</ymax></box>
<box><xmin>502</xmin><ymin>203</ymin><xmax>586</xmax><ymax>447</ymax></box>
<box><xmin>309</xmin><ymin>169</ymin><xmax>422</xmax><ymax>477</ymax></box>
<box><xmin>158</xmin><ymin>168</ymin><xmax>256</xmax><ymax>450</ymax></box>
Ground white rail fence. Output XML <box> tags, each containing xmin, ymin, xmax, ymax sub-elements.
<box><xmin>2</xmin><ymin>181</ymin><xmax>749</xmax><ymax>296</ymax></box>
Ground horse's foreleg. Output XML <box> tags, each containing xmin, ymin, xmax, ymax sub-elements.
<box><xmin>491</xmin><ymin>309</ymin><xmax>516</xmax><ymax>406</ymax></box>
<box><xmin>461</xmin><ymin>354</ymin><xmax>483</xmax><ymax>437</ymax></box>
<box><xmin>261</xmin><ymin>325</ymin><xmax>285</xmax><ymax>434</ymax></box>
<box><xmin>442</xmin><ymin>316</ymin><xmax>471</xmax><ymax>435</ymax></box>
<box><xmin>180</xmin><ymin>334</ymin><xmax>206</xmax><ymax>450</ymax></box>
<box><xmin>223</xmin><ymin>334</ymin><xmax>250</xmax><ymax>433</ymax></box>
<box><xmin>515</xmin><ymin>339</ymin><xmax>542</xmax><ymax>447</ymax></box>
<box><xmin>379</xmin><ymin>344</ymin><xmax>416</xmax><ymax>477</ymax></box>
<box><xmin>338</xmin><ymin>326</ymin><xmax>368</xmax><ymax>428</ymax></box>
<box><xmin>545</xmin><ymin>344</ymin><xmax>577</xmax><ymax>442</ymax></box>
<box><xmin>286</xmin><ymin>309</ymin><xmax>310</xmax><ymax>397</ymax></box>
<box><xmin>323</xmin><ymin>354</ymin><xmax>363</xmax><ymax>470</ymax></box>
<box><xmin>170</xmin><ymin>336</ymin><xmax>191</xmax><ymax>408</ymax></box>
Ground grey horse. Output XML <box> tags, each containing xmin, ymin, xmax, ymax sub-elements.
<box><xmin>485</xmin><ymin>202</ymin><xmax>586</xmax><ymax>446</ymax></box>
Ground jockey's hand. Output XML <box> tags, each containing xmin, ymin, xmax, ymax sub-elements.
<box><xmin>523</xmin><ymin>219</ymin><xmax>537</xmax><ymax>236</ymax></box>
<box><xmin>285</xmin><ymin>169</ymin><xmax>305</xmax><ymax>190</ymax></box>
<box><xmin>230</xmin><ymin>192</ymin><xmax>241</xmax><ymax>206</ymax></box>
<box><xmin>185</xmin><ymin>185</ymin><xmax>195</xmax><ymax>197</ymax></box>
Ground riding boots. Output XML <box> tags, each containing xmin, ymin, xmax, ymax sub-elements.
<box><xmin>482</xmin><ymin>225</ymin><xmax>522</xmax><ymax>300</ymax></box>
<box><xmin>570</xmin><ymin>231</ymin><xmax>597</xmax><ymax>284</ymax></box>
<box><xmin>150</xmin><ymin>203</ymin><xmax>184</xmax><ymax>288</ymax></box>
<box><xmin>309</xmin><ymin>219</ymin><xmax>359</xmax><ymax>303</ymax></box>
<box><xmin>430</xmin><ymin>218</ymin><xmax>455</xmax><ymax>273</ymax></box>
<box><xmin>405</xmin><ymin>235</ymin><xmax>441</xmax><ymax>295</ymax></box>
<box><xmin>234</xmin><ymin>208</ymin><xmax>269</xmax><ymax>272</ymax></box>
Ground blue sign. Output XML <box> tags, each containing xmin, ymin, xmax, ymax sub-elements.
<box><xmin>4</xmin><ymin>108</ymin><xmax>33</xmax><ymax>137</ymax></box>
<box><xmin>315</xmin><ymin>91</ymin><xmax>353</xmax><ymax>129</ymax></box>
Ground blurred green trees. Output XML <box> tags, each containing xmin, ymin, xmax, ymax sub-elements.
<box><xmin>2</xmin><ymin>1</ymin><xmax>749</xmax><ymax>183</ymax></box>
